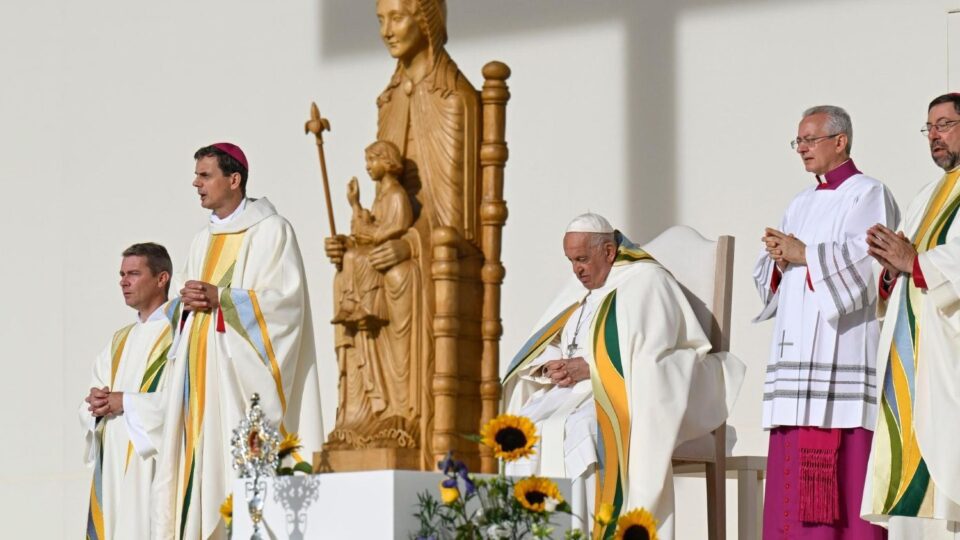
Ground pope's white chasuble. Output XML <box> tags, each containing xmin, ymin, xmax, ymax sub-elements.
<box><xmin>504</xmin><ymin>236</ymin><xmax>744</xmax><ymax>540</ymax></box>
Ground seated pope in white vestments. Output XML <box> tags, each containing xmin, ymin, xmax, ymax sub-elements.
<box><xmin>502</xmin><ymin>213</ymin><xmax>745</xmax><ymax>539</ymax></box>
<box><xmin>81</xmin><ymin>243</ymin><xmax>176</xmax><ymax>540</ymax></box>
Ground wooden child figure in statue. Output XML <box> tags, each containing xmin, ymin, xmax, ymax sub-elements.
<box><xmin>333</xmin><ymin>141</ymin><xmax>414</xmax><ymax>328</ymax></box>
<box><xmin>328</xmin><ymin>140</ymin><xmax>420</xmax><ymax>451</ymax></box>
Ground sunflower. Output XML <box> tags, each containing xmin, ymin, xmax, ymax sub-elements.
<box><xmin>613</xmin><ymin>507</ymin><xmax>658</xmax><ymax>540</ymax></box>
<box><xmin>278</xmin><ymin>433</ymin><xmax>302</xmax><ymax>456</ymax></box>
<box><xmin>438</xmin><ymin>480</ymin><xmax>460</xmax><ymax>504</ymax></box>
<box><xmin>479</xmin><ymin>414</ymin><xmax>538</xmax><ymax>462</ymax></box>
<box><xmin>219</xmin><ymin>494</ymin><xmax>233</xmax><ymax>526</ymax></box>
<box><xmin>513</xmin><ymin>476</ymin><xmax>563</xmax><ymax>512</ymax></box>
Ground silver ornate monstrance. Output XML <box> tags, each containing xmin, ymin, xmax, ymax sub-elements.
<box><xmin>231</xmin><ymin>393</ymin><xmax>281</xmax><ymax>540</ymax></box>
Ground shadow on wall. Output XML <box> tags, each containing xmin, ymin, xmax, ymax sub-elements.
<box><xmin>315</xmin><ymin>0</ymin><xmax>748</xmax><ymax>242</ymax></box>
<box><xmin>318</xmin><ymin>0</ymin><xmax>824</xmax><ymax>241</ymax></box>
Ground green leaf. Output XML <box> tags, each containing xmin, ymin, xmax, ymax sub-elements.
<box><xmin>277</xmin><ymin>466</ymin><xmax>294</xmax><ymax>476</ymax></box>
<box><xmin>459</xmin><ymin>433</ymin><xmax>482</xmax><ymax>443</ymax></box>
<box><xmin>293</xmin><ymin>461</ymin><xmax>314</xmax><ymax>475</ymax></box>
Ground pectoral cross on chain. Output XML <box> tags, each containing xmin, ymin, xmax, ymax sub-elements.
<box><xmin>566</xmin><ymin>320</ymin><xmax>583</xmax><ymax>357</ymax></box>
<box><xmin>565</xmin><ymin>293</ymin><xmax>591</xmax><ymax>358</ymax></box>
<box><xmin>777</xmin><ymin>330</ymin><xmax>794</xmax><ymax>358</ymax></box>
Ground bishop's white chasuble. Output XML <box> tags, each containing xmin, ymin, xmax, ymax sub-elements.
<box><xmin>151</xmin><ymin>198</ymin><xmax>323</xmax><ymax>540</ymax></box>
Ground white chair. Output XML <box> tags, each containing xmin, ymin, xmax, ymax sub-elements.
<box><xmin>642</xmin><ymin>225</ymin><xmax>734</xmax><ymax>540</ymax></box>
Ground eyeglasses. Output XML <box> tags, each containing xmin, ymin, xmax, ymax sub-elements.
<box><xmin>790</xmin><ymin>133</ymin><xmax>840</xmax><ymax>150</ymax></box>
<box><xmin>921</xmin><ymin>119</ymin><xmax>960</xmax><ymax>137</ymax></box>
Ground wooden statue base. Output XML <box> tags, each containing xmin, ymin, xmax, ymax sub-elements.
<box><xmin>315</xmin><ymin>447</ymin><xmax>423</xmax><ymax>473</ymax></box>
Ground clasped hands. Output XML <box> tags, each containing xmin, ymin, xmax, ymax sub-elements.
<box><xmin>85</xmin><ymin>386</ymin><xmax>123</xmax><ymax>417</ymax></box>
<box><xmin>866</xmin><ymin>224</ymin><xmax>916</xmax><ymax>275</ymax></box>
<box><xmin>181</xmin><ymin>280</ymin><xmax>219</xmax><ymax>311</ymax></box>
<box><xmin>541</xmin><ymin>357</ymin><xmax>590</xmax><ymax>388</ymax></box>
<box><xmin>763</xmin><ymin>228</ymin><xmax>806</xmax><ymax>269</ymax></box>
<box><xmin>764</xmin><ymin>224</ymin><xmax>916</xmax><ymax>276</ymax></box>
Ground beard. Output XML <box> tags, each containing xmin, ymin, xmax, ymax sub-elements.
<box><xmin>932</xmin><ymin>143</ymin><xmax>960</xmax><ymax>171</ymax></box>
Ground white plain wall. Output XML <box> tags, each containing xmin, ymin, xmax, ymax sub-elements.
<box><xmin>2</xmin><ymin>1</ymin><xmax>959</xmax><ymax>537</ymax></box>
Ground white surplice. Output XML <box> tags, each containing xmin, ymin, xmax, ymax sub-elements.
<box><xmin>151</xmin><ymin>198</ymin><xmax>323</xmax><ymax>540</ymax></box>
<box><xmin>80</xmin><ymin>307</ymin><xmax>173</xmax><ymax>540</ymax></box>
<box><xmin>753</xmin><ymin>173</ymin><xmax>899</xmax><ymax>429</ymax></box>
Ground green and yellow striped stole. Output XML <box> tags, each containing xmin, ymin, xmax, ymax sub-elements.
<box><xmin>876</xmin><ymin>167</ymin><xmax>960</xmax><ymax>516</ymax></box>
<box><xmin>591</xmin><ymin>291</ymin><xmax>631</xmax><ymax>540</ymax></box>
<box><xmin>86</xmin><ymin>323</ymin><xmax>134</xmax><ymax>540</ymax></box>
<box><xmin>121</xmin><ymin>325</ymin><xmax>172</xmax><ymax>472</ymax></box>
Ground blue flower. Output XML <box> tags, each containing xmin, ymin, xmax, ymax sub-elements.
<box><xmin>437</xmin><ymin>451</ymin><xmax>457</xmax><ymax>474</ymax></box>
<box><xmin>458</xmin><ymin>467</ymin><xmax>476</xmax><ymax>496</ymax></box>
<box><xmin>436</xmin><ymin>451</ymin><xmax>475</xmax><ymax>496</ymax></box>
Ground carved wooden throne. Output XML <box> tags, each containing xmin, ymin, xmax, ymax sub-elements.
<box><xmin>322</xmin><ymin>62</ymin><xmax>510</xmax><ymax>475</ymax></box>
<box><xmin>431</xmin><ymin>61</ymin><xmax>511</xmax><ymax>474</ymax></box>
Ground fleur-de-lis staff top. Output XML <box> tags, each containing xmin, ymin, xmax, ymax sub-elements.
<box><xmin>305</xmin><ymin>103</ymin><xmax>336</xmax><ymax>237</ymax></box>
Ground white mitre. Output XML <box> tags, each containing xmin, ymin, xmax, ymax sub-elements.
<box><xmin>565</xmin><ymin>212</ymin><xmax>614</xmax><ymax>234</ymax></box>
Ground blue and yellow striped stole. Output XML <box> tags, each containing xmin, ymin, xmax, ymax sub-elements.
<box><xmin>178</xmin><ymin>231</ymin><xmax>244</xmax><ymax>538</ymax></box>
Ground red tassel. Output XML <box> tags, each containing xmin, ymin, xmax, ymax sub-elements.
<box><xmin>913</xmin><ymin>255</ymin><xmax>928</xmax><ymax>289</ymax></box>
<box><xmin>216</xmin><ymin>308</ymin><xmax>226</xmax><ymax>333</ymax></box>
<box><xmin>799</xmin><ymin>428</ymin><xmax>841</xmax><ymax>524</ymax></box>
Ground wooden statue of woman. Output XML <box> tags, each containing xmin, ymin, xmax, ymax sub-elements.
<box><xmin>374</xmin><ymin>0</ymin><xmax>480</xmax><ymax>244</ymax></box>
<box><xmin>324</xmin><ymin>0</ymin><xmax>485</xmax><ymax>470</ymax></box>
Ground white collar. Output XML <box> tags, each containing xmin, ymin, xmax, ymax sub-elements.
<box><xmin>138</xmin><ymin>304</ymin><xmax>167</xmax><ymax>324</ymax></box>
<box><xmin>210</xmin><ymin>198</ymin><xmax>247</xmax><ymax>224</ymax></box>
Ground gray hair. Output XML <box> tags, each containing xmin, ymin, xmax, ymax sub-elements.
<box><xmin>802</xmin><ymin>105</ymin><xmax>853</xmax><ymax>154</ymax></box>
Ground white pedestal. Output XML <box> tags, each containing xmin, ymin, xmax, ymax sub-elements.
<box><xmin>232</xmin><ymin>470</ymin><xmax>573</xmax><ymax>539</ymax></box>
